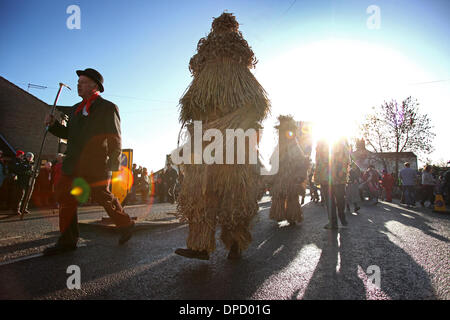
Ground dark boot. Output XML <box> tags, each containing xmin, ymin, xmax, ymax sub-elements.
<box><xmin>323</xmin><ymin>223</ymin><xmax>338</xmax><ymax>230</ymax></box>
<box><xmin>118</xmin><ymin>221</ymin><xmax>135</xmax><ymax>245</ymax></box>
<box><xmin>175</xmin><ymin>248</ymin><xmax>209</xmax><ymax>260</ymax></box>
<box><xmin>227</xmin><ymin>242</ymin><xmax>242</xmax><ymax>260</ymax></box>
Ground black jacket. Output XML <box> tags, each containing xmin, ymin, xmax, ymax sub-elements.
<box><xmin>49</xmin><ymin>96</ymin><xmax>122</xmax><ymax>177</ymax></box>
<box><xmin>11</xmin><ymin>158</ymin><xmax>33</xmax><ymax>188</ymax></box>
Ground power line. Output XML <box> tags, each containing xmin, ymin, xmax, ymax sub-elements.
<box><xmin>11</xmin><ymin>76</ymin><xmax>450</xmax><ymax>112</ymax></box>
<box><xmin>103</xmin><ymin>93</ymin><xmax>177</xmax><ymax>104</ymax></box>
<box><xmin>281</xmin><ymin>0</ymin><xmax>297</xmax><ymax>17</ymax></box>
<box><xmin>408</xmin><ymin>79</ymin><xmax>450</xmax><ymax>86</ymax></box>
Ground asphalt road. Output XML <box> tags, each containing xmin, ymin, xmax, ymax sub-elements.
<box><xmin>0</xmin><ymin>197</ymin><xmax>449</xmax><ymax>300</ymax></box>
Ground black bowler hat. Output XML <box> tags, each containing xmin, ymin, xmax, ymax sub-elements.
<box><xmin>76</xmin><ymin>68</ymin><xmax>104</xmax><ymax>92</ymax></box>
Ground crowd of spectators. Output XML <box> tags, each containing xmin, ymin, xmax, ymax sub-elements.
<box><xmin>126</xmin><ymin>162</ymin><xmax>181</xmax><ymax>205</ymax></box>
<box><xmin>0</xmin><ymin>149</ymin><xmax>65</xmax><ymax>214</ymax></box>
<box><xmin>307</xmin><ymin>159</ymin><xmax>450</xmax><ymax>210</ymax></box>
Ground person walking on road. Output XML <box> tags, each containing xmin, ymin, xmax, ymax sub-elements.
<box><xmin>43</xmin><ymin>68</ymin><xmax>135</xmax><ymax>256</ymax></box>
<box><xmin>443</xmin><ymin>167</ymin><xmax>450</xmax><ymax>205</ymax></box>
<box><xmin>11</xmin><ymin>151</ymin><xmax>34</xmax><ymax>215</ymax></box>
<box><xmin>381</xmin><ymin>169</ymin><xmax>394</xmax><ymax>203</ymax></box>
<box><xmin>362</xmin><ymin>165</ymin><xmax>381</xmax><ymax>205</ymax></box>
<box><xmin>314</xmin><ymin>138</ymin><xmax>350</xmax><ymax>229</ymax></box>
<box><xmin>175</xmin><ymin>13</ymin><xmax>270</xmax><ymax>261</ymax></box>
<box><xmin>399</xmin><ymin>162</ymin><xmax>417</xmax><ymax>207</ymax></box>
<box><xmin>420</xmin><ymin>165</ymin><xmax>435</xmax><ymax>208</ymax></box>
<box><xmin>269</xmin><ymin>115</ymin><xmax>309</xmax><ymax>226</ymax></box>
<box><xmin>346</xmin><ymin>162</ymin><xmax>361</xmax><ymax>213</ymax></box>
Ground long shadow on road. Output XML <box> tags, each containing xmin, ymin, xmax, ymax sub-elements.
<box><xmin>303</xmin><ymin>201</ymin><xmax>446</xmax><ymax>299</ymax></box>
<box><xmin>166</xmin><ymin>200</ymin><xmax>442</xmax><ymax>299</ymax></box>
<box><xmin>0</xmin><ymin>199</ymin><xmax>446</xmax><ymax>299</ymax></box>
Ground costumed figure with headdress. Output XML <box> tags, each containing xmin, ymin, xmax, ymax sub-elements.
<box><xmin>174</xmin><ymin>12</ymin><xmax>271</xmax><ymax>260</ymax></box>
<box><xmin>269</xmin><ymin>115</ymin><xmax>309</xmax><ymax>225</ymax></box>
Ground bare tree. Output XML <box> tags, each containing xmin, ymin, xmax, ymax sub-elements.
<box><xmin>360</xmin><ymin>96</ymin><xmax>435</xmax><ymax>175</ymax></box>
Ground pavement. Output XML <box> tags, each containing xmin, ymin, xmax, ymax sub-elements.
<box><xmin>0</xmin><ymin>200</ymin><xmax>180</xmax><ymax>263</ymax></box>
<box><xmin>0</xmin><ymin>196</ymin><xmax>449</xmax><ymax>300</ymax></box>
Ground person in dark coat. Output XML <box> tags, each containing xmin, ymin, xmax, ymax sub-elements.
<box><xmin>11</xmin><ymin>151</ymin><xmax>34</xmax><ymax>215</ymax></box>
<box><xmin>162</xmin><ymin>165</ymin><xmax>178</xmax><ymax>203</ymax></box>
<box><xmin>44</xmin><ymin>68</ymin><xmax>135</xmax><ymax>255</ymax></box>
<box><xmin>0</xmin><ymin>150</ymin><xmax>8</xmax><ymax>209</ymax></box>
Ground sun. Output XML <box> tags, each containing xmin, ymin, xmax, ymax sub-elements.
<box><xmin>255</xmin><ymin>38</ymin><xmax>432</xmax><ymax>163</ymax></box>
<box><xmin>312</xmin><ymin>119</ymin><xmax>351</xmax><ymax>145</ymax></box>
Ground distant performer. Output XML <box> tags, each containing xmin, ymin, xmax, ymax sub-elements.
<box><xmin>44</xmin><ymin>68</ymin><xmax>135</xmax><ymax>256</ymax></box>
<box><xmin>269</xmin><ymin>115</ymin><xmax>309</xmax><ymax>225</ymax></box>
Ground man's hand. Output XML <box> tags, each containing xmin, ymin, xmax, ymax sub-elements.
<box><xmin>45</xmin><ymin>114</ymin><xmax>56</xmax><ymax>127</ymax></box>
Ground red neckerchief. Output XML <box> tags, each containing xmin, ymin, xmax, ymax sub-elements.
<box><xmin>75</xmin><ymin>92</ymin><xmax>100</xmax><ymax>115</ymax></box>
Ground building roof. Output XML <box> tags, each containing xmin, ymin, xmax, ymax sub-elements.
<box><xmin>377</xmin><ymin>152</ymin><xmax>417</xmax><ymax>158</ymax></box>
<box><xmin>352</xmin><ymin>148</ymin><xmax>417</xmax><ymax>159</ymax></box>
<box><xmin>0</xmin><ymin>76</ymin><xmax>62</xmax><ymax>159</ymax></box>
<box><xmin>0</xmin><ymin>76</ymin><xmax>73</xmax><ymax>114</ymax></box>
<box><xmin>0</xmin><ymin>76</ymin><xmax>49</xmax><ymax>106</ymax></box>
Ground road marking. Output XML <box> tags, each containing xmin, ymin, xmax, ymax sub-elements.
<box><xmin>0</xmin><ymin>236</ymin><xmax>22</xmax><ymax>241</ymax></box>
<box><xmin>0</xmin><ymin>244</ymin><xmax>87</xmax><ymax>267</ymax></box>
<box><xmin>0</xmin><ymin>253</ymin><xmax>44</xmax><ymax>266</ymax></box>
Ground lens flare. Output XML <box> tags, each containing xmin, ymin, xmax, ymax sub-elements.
<box><xmin>111</xmin><ymin>166</ymin><xmax>134</xmax><ymax>204</ymax></box>
<box><xmin>71</xmin><ymin>177</ymin><xmax>91</xmax><ymax>204</ymax></box>
<box><xmin>70</xmin><ymin>187</ymin><xmax>83</xmax><ymax>196</ymax></box>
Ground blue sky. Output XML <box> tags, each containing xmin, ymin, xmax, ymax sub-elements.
<box><xmin>1</xmin><ymin>0</ymin><xmax>449</xmax><ymax>170</ymax></box>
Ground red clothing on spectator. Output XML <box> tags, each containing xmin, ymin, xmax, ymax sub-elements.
<box><xmin>52</xmin><ymin>162</ymin><xmax>63</xmax><ymax>189</ymax></box>
<box><xmin>36</xmin><ymin>167</ymin><xmax>53</xmax><ymax>207</ymax></box>
<box><xmin>382</xmin><ymin>173</ymin><xmax>394</xmax><ymax>202</ymax></box>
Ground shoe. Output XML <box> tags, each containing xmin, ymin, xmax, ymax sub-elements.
<box><xmin>175</xmin><ymin>248</ymin><xmax>209</xmax><ymax>260</ymax></box>
<box><xmin>354</xmin><ymin>206</ymin><xmax>360</xmax><ymax>212</ymax></box>
<box><xmin>118</xmin><ymin>222</ymin><xmax>135</xmax><ymax>245</ymax></box>
<box><xmin>323</xmin><ymin>223</ymin><xmax>338</xmax><ymax>230</ymax></box>
<box><xmin>13</xmin><ymin>209</ymin><xmax>21</xmax><ymax>216</ymax></box>
<box><xmin>227</xmin><ymin>242</ymin><xmax>242</xmax><ymax>260</ymax></box>
<box><xmin>43</xmin><ymin>243</ymin><xmax>77</xmax><ymax>256</ymax></box>
<box><xmin>23</xmin><ymin>209</ymin><xmax>31</xmax><ymax>214</ymax></box>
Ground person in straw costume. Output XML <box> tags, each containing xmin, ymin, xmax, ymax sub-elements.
<box><xmin>314</xmin><ymin>137</ymin><xmax>351</xmax><ymax>229</ymax></box>
<box><xmin>269</xmin><ymin>115</ymin><xmax>309</xmax><ymax>226</ymax></box>
<box><xmin>174</xmin><ymin>12</ymin><xmax>271</xmax><ymax>260</ymax></box>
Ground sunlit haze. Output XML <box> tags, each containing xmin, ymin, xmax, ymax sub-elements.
<box><xmin>1</xmin><ymin>0</ymin><xmax>448</xmax><ymax>170</ymax></box>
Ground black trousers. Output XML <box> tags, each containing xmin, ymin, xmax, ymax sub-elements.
<box><xmin>56</xmin><ymin>174</ymin><xmax>132</xmax><ymax>246</ymax></box>
<box><xmin>14</xmin><ymin>183</ymin><xmax>33</xmax><ymax>211</ymax></box>
<box><xmin>321</xmin><ymin>183</ymin><xmax>347</xmax><ymax>226</ymax></box>
<box><xmin>421</xmin><ymin>185</ymin><xmax>434</xmax><ymax>205</ymax></box>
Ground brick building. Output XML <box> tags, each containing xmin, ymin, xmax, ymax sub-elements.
<box><xmin>0</xmin><ymin>76</ymin><xmax>65</xmax><ymax>163</ymax></box>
